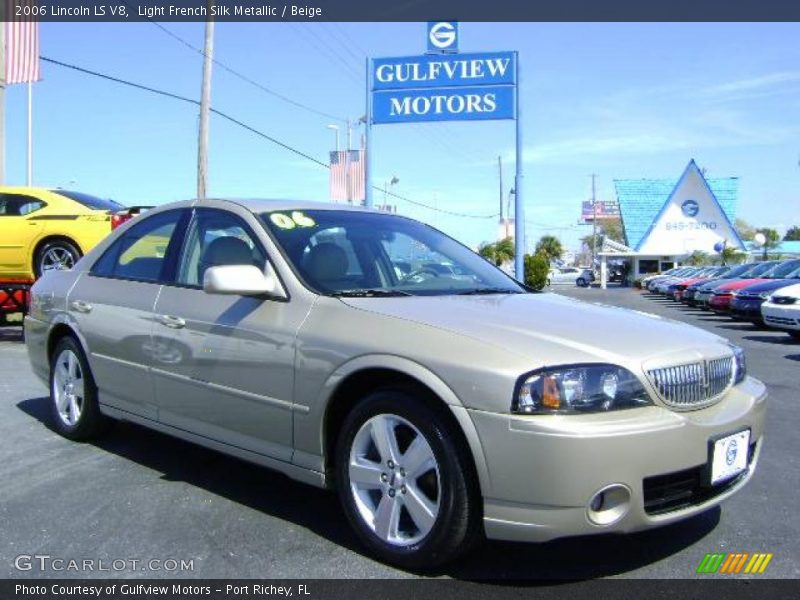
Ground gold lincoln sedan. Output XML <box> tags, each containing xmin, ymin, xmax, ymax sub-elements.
<box><xmin>24</xmin><ymin>199</ymin><xmax>767</xmax><ymax>567</ymax></box>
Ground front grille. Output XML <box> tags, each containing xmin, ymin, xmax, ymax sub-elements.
<box><xmin>643</xmin><ymin>443</ymin><xmax>756</xmax><ymax>515</ymax></box>
<box><xmin>765</xmin><ymin>315</ymin><xmax>797</xmax><ymax>326</ymax></box>
<box><xmin>647</xmin><ymin>357</ymin><xmax>734</xmax><ymax>409</ymax></box>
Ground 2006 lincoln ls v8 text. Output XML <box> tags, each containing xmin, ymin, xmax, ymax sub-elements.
<box><xmin>24</xmin><ymin>199</ymin><xmax>767</xmax><ymax>568</ymax></box>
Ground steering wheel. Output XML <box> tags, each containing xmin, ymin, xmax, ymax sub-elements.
<box><xmin>401</xmin><ymin>268</ymin><xmax>440</xmax><ymax>284</ymax></box>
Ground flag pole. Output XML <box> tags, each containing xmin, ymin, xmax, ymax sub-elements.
<box><xmin>0</xmin><ymin>20</ymin><xmax>6</xmax><ymax>185</ymax></box>
<box><xmin>26</xmin><ymin>81</ymin><xmax>32</xmax><ymax>185</ymax></box>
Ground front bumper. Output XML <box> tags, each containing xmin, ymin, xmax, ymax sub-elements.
<box><xmin>470</xmin><ymin>377</ymin><xmax>767</xmax><ymax>542</ymax></box>
<box><xmin>709</xmin><ymin>294</ymin><xmax>733</xmax><ymax>312</ymax></box>
<box><xmin>762</xmin><ymin>303</ymin><xmax>800</xmax><ymax>332</ymax></box>
<box><xmin>730</xmin><ymin>297</ymin><xmax>765</xmax><ymax>322</ymax></box>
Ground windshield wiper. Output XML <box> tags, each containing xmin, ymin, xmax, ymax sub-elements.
<box><xmin>457</xmin><ymin>287</ymin><xmax>524</xmax><ymax>295</ymax></box>
<box><xmin>330</xmin><ymin>289</ymin><xmax>413</xmax><ymax>298</ymax></box>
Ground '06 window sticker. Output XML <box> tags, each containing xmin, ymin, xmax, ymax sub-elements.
<box><xmin>270</xmin><ymin>211</ymin><xmax>316</xmax><ymax>229</ymax></box>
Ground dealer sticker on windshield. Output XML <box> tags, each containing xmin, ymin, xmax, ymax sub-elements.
<box><xmin>710</xmin><ymin>429</ymin><xmax>750</xmax><ymax>485</ymax></box>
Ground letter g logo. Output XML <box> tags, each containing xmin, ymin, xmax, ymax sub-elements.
<box><xmin>428</xmin><ymin>22</ymin><xmax>457</xmax><ymax>50</ymax></box>
<box><xmin>15</xmin><ymin>555</ymin><xmax>32</xmax><ymax>571</ymax></box>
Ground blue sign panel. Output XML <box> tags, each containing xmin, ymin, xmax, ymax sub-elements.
<box><xmin>427</xmin><ymin>22</ymin><xmax>458</xmax><ymax>52</ymax></box>
<box><xmin>372</xmin><ymin>85</ymin><xmax>515</xmax><ymax>124</ymax></box>
<box><xmin>372</xmin><ymin>52</ymin><xmax>516</xmax><ymax>91</ymax></box>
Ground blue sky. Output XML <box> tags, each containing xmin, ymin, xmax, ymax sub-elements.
<box><xmin>4</xmin><ymin>22</ymin><xmax>800</xmax><ymax>251</ymax></box>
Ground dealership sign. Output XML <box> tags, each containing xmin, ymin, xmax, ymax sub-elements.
<box><xmin>364</xmin><ymin>24</ymin><xmax>525</xmax><ymax>279</ymax></box>
<box><xmin>369</xmin><ymin>51</ymin><xmax>517</xmax><ymax>124</ymax></box>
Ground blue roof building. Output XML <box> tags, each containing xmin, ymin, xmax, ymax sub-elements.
<box><xmin>596</xmin><ymin>160</ymin><xmax>745</xmax><ymax>287</ymax></box>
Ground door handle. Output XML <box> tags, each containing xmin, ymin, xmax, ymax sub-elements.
<box><xmin>70</xmin><ymin>300</ymin><xmax>93</xmax><ymax>313</ymax></box>
<box><xmin>159</xmin><ymin>315</ymin><xmax>186</xmax><ymax>329</ymax></box>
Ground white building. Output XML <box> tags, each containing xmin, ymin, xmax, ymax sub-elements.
<box><xmin>598</xmin><ymin>160</ymin><xmax>745</xmax><ymax>288</ymax></box>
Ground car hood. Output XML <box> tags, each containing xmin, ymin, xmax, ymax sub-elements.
<box><xmin>738</xmin><ymin>279</ymin><xmax>800</xmax><ymax>294</ymax></box>
<box><xmin>341</xmin><ymin>293</ymin><xmax>727</xmax><ymax>365</ymax></box>
<box><xmin>716</xmin><ymin>278</ymin><xmax>767</xmax><ymax>291</ymax></box>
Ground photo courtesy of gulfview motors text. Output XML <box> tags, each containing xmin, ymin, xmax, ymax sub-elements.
<box><xmin>0</xmin><ymin>1</ymin><xmax>798</xmax><ymax>595</ymax></box>
<box><xmin>15</xmin><ymin>584</ymin><xmax>309</xmax><ymax>596</ymax></box>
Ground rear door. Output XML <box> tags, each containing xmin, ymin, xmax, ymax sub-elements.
<box><xmin>0</xmin><ymin>193</ymin><xmax>46</xmax><ymax>277</ymax></box>
<box><xmin>151</xmin><ymin>207</ymin><xmax>300</xmax><ymax>461</ymax></box>
<box><xmin>67</xmin><ymin>208</ymin><xmax>188</xmax><ymax>420</ymax></box>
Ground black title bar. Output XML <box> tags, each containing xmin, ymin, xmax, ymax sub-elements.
<box><xmin>3</xmin><ymin>0</ymin><xmax>800</xmax><ymax>22</ymax></box>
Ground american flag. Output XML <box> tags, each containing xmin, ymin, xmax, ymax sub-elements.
<box><xmin>329</xmin><ymin>150</ymin><xmax>365</xmax><ymax>204</ymax></box>
<box><xmin>4</xmin><ymin>1</ymin><xmax>41</xmax><ymax>85</ymax></box>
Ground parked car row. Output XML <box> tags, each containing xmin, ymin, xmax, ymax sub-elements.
<box><xmin>644</xmin><ymin>260</ymin><xmax>800</xmax><ymax>340</ymax></box>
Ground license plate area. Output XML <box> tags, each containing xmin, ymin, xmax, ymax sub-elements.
<box><xmin>708</xmin><ymin>429</ymin><xmax>751</xmax><ymax>485</ymax></box>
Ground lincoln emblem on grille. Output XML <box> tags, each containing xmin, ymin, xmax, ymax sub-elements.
<box><xmin>701</xmin><ymin>361</ymin><xmax>710</xmax><ymax>390</ymax></box>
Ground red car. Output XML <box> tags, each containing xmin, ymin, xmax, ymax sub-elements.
<box><xmin>708</xmin><ymin>261</ymin><xmax>782</xmax><ymax>313</ymax></box>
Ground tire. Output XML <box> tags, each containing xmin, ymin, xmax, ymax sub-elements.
<box><xmin>49</xmin><ymin>336</ymin><xmax>107</xmax><ymax>440</ymax></box>
<box><xmin>576</xmin><ymin>278</ymin><xmax>586</xmax><ymax>287</ymax></box>
<box><xmin>34</xmin><ymin>239</ymin><xmax>81</xmax><ymax>278</ymax></box>
<box><xmin>334</xmin><ymin>390</ymin><xmax>480</xmax><ymax>569</ymax></box>
<box><xmin>790</xmin><ymin>331</ymin><xmax>800</xmax><ymax>341</ymax></box>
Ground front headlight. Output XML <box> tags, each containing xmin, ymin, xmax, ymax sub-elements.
<box><xmin>513</xmin><ymin>364</ymin><xmax>653</xmax><ymax>414</ymax></box>
<box><xmin>730</xmin><ymin>344</ymin><xmax>747</xmax><ymax>384</ymax></box>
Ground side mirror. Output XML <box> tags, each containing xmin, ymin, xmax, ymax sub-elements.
<box><xmin>203</xmin><ymin>265</ymin><xmax>286</xmax><ymax>299</ymax></box>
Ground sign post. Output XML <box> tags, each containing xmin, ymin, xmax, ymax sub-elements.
<box><xmin>513</xmin><ymin>51</ymin><xmax>524</xmax><ymax>281</ymax></box>
<box><xmin>365</xmin><ymin>24</ymin><xmax>525</xmax><ymax>279</ymax></box>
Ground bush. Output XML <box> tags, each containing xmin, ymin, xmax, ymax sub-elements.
<box><xmin>524</xmin><ymin>253</ymin><xmax>550</xmax><ymax>290</ymax></box>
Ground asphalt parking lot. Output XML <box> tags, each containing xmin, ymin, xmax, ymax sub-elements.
<box><xmin>1</xmin><ymin>287</ymin><xmax>798</xmax><ymax>580</ymax></box>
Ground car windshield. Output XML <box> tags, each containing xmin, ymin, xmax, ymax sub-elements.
<box><xmin>742</xmin><ymin>261</ymin><xmax>780</xmax><ymax>278</ymax></box>
<box><xmin>54</xmin><ymin>190</ymin><xmax>124</xmax><ymax>212</ymax></box>
<box><xmin>763</xmin><ymin>259</ymin><xmax>800</xmax><ymax>279</ymax></box>
<box><xmin>722</xmin><ymin>264</ymin><xmax>753</xmax><ymax>278</ymax></box>
<box><xmin>261</xmin><ymin>209</ymin><xmax>526</xmax><ymax>296</ymax></box>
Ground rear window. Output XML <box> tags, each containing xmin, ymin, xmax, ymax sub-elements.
<box><xmin>53</xmin><ymin>190</ymin><xmax>124</xmax><ymax>212</ymax></box>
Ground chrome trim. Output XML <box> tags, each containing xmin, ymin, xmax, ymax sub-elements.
<box><xmin>646</xmin><ymin>357</ymin><xmax>734</xmax><ymax>409</ymax></box>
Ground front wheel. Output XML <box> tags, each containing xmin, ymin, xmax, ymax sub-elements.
<box><xmin>576</xmin><ymin>277</ymin><xmax>586</xmax><ymax>287</ymax></box>
<box><xmin>335</xmin><ymin>390</ymin><xmax>480</xmax><ymax>568</ymax></box>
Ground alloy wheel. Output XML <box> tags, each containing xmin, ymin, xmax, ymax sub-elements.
<box><xmin>52</xmin><ymin>349</ymin><xmax>85</xmax><ymax>426</ymax></box>
<box><xmin>40</xmin><ymin>246</ymin><xmax>77</xmax><ymax>273</ymax></box>
<box><xmin>348</xmin><ymin>413</ymin><xmax>441</xmax><ymax>547</ymax></box>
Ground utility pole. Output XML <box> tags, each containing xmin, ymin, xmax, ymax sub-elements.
<box><xmin>197</xmin><ymin>7</ymin><xmax>215</xmax><ymax>200</ymax></box>
<box><xmin>498</xmin><ymin>156</ymin><xmax>504</xmax><ymax>221</ymax></box>
<box><xmin>0</xmin><ymin>17</ymin><xmax>6</xmax><ymax>185</ymax></box>
<box><xmin>591</xmin><ymin>173</ymin><xmax>598</xmax><ymax>266</ymax></box>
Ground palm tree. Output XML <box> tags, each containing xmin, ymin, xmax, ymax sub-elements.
<box><xmin>493</xmin><ymin>237</ymin><xmax>515</xmax><ymax>266</ymax></box>
<box><xmin>685</xmin><ymin>250</ymin><xmax>710</xmax><ymax>266</ymax></box>
<box><xmin>535</xmin><ymin>235</ymin><xmax>563</xmax><ymax>262</ymax></box>
<box><xmin>478</xmin><ymin>237</ymin><xmax>514</xmax><ymax>266</ymax></box>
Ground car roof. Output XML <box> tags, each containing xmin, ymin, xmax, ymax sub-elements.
<box><xmin>216</xmin><ymin>198</ymin><xmax>371</xmax><ymax>214</ymax></box>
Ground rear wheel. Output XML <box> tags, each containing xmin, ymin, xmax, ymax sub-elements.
<box><xmin>576</xmin><ymin>277</ymin><xmax>586</xmax><ymax>287</ymax></box>
<box><xmin>35</xmin><ymin>239</ymin><xmax>81</xmax><ymax>277</ymax></box>
<box><xmin>50</xmin><ymin>337</ymin><xmax>107</xmax><ymax>440</ymax></box>
<box><xmin>790</xmin><ymin>331</ymin><xmax>800</xmax><ymax>341</ymax></box>
<box><xmin>335</xmin><ymin>390</ymin><xmax>480</xmax><ymax>568</ymax></box>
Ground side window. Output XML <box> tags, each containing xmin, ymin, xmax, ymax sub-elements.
<box><xmin>92</xmin><ymin>210</ymin><xmax>183</xmax><ymax>282</ymax></box>
<box><xmin>176</xmin><ymin>209</ymin><xmax>266</xmax><ymax>287</ymax></box>
<box><xmin>0</xmin><ymin>193</ymin><xmax>46</xmax><ymax>216</ymax></box>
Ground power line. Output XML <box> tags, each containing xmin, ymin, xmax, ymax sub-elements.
<box><xmin>40</xmin><ymin>56</ymin><xmax>330</xmax><ymax>169</ymax></box>
<box><xmin>40</xmin><ymin>56</ymin><xmax>497</xmax><ymax>219</ymax></box>
<box><xmin>137</xmin><ymin>15</ymin><xmax>347</xmax><ymax>123</ymax></box>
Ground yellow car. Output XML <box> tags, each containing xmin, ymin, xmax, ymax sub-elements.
<box><xmin>0</xmin><ymin>187</ymin><xmax>125</xmax><ymax>280</ymax></box>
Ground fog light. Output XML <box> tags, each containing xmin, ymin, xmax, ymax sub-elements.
<box><xmin>587</xmin><ymin>484</ymin><xmax>631</xmax><ymax>526</ymax></box>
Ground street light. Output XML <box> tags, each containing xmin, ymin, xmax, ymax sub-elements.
<box><xmin>326</xmin><ymin>124</ymin><xmax>340</xmax><ymax>151</ymax></box>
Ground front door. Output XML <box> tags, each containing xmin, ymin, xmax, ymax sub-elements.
<box><xmin>0</xmin><ymin>193</ymin><xmax>45</xmax><ymax>278</ymax></box>
<box><xmin>151</xmin><ymin>208</ymin><xmax>300</xmax><ymax>461</ymax></box>
<box><xmin>67</xmin><ymin>209</ymin><xmax>186</xmax><ymax>420</ymax></box>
